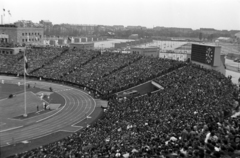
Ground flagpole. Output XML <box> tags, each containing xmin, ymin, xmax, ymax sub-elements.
<box><xmin>2</xmin><ymin>8</ymin><xmax>5</xmax><ymax>24</ymax></box>
<box><xmin>23</xmin><ymin>50</ymin><xmax>27</xmax><ymax>117</ymax></box>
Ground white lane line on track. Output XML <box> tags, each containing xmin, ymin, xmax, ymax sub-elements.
<box><xmin>0</xmin><ymin>93</ymin><xmax>93</xmax><ymax>146</ymax></box>
<box><xmin>7</xmin><ymin>93</ymin><xmax>77</xmax><ymax>143</ymax></box>
<box><xmin>25</xmin><ymin>89</ymin><xmax>93</xmax><ymax>134</ymax></box>
<box><xmin>25</xmin><ymin>92</ymin><xmax>88</xmax><ymax>135</ymax></box>
<box><xmin>0</xmin><ymin>123</ymin><xmax>6</xmax><ymax>127</ymax></box>
<box><xmin>8</xmin><ymin>109</ymin><xmax>58</xmax><ymax>122</ymax></box>
<box><xmin>58</xmin><ymin>128</ymin><xmax>83</xmax><ymax>133</ymax></box>
<box><xmin>36</xmin><ymin>92</ymin><xmax>67</xmax><ymax>123</ymax></box>
<box><xmin>0</xmin><ymin>98</ymin><xmax>7</xmax><ymax>102</ymax></box>
<box><xmin>0</xmin><ymin>77</ymin><xmax>97</xmax><ymax>145</ymax></box>
<box><xmin>71</xmin><ymin>97</ymin><xmax>96</xmax><ymax>128</ymax></box>
<box><xmin>0</xmin><ymin>126</ymin><xmax>23</xmax><ymax>133</ymax></box>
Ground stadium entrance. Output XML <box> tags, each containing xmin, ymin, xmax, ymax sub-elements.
<box><xmin>116</xmin><ymin>81</ymin><xmax>163</xmax><ymax>99</ymax></box>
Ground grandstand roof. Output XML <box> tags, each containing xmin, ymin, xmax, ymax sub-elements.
<box><xmin>175</xmin><ymin>43</ymin><xmax>192</xmax><ymax>50</ymax></box>
<box><xmin>192</xmin><ymin>43</ymin><xmax>220</xmax><ymax>47</ymax></box>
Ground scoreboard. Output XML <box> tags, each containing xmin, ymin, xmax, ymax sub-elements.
<box><xmin>191</xmin><ymin>44</ymin><xmax>215</xmax><ymax>66</ymax></box>
<box><xmin>190</xmin><ymin>43</ymin><xmax>225</xmax><ymax>75</ymax></box>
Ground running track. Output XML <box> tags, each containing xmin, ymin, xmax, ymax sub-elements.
<box><xmin>0</xmin><ymin>78</ymin><xmax>96</xmax><ymax>147</ymax></box>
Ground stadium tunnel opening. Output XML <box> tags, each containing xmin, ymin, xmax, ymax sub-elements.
<box><xmin>115</xmin><ymin>81</ymin><xmax>164</xmax><ymax>100</ymax></box>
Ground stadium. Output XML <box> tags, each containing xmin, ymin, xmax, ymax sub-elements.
<box><xmin>0</xmin><ymin>41</ymin><xmax>240</xmax><ymax>158</ymax></box>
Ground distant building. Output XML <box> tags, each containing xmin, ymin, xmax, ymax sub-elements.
<box><xmin>58</xmin><ymin>38</ymin><xmax>67</xmax><ymax>45</ymax></box>
<box><xmin>235</xmin><ymin>32</ymin><xmax>240</xmax><ymax>39</ymax></box>
<box><xmin>39</xmin><ymin>20</ymin><xmax>53</xmax><ymax>32</ymax></box>
<box><xmin>0</xmin><ymin>24</ymin><xmax>44</xmax><ymax>45</ymax></box>
<box><xmin>131</xmin><ymin>46</ymin><xmax>159</xmax><ymax>57</ymax></box>
<box><xmin>173</xmin><ymin>43</ymin><xmax>192</xmax><ymax>54</ymax></box>
<box><xmin>129</xmin><ymin>34</ymin><xmax>139</xmax><ymax>39</ymax></box>
<box><xmin>235</xmin><ymin>32</ymin><xmax>240</xmax><ymax>44</ymax></box>
<box><xmin>0</xmin><ymin>47</ymin><xmax>25</xmax><ymax>55</ymax></box>
<box><xmin>168</xmin><ymin>27</ymin><xmax>193</xmax><ymax>33</ymax></box>
<box><xmin>221</xmin><ymin>30</ymin><xmax>229</xmax><ymax>32</ymax></box>
<box><xmin>230</xmin><ymin>30</ymin><xmax>240</xmax><ymax>34</ymax></box>
<box><xmin>49</xmin><ymin>39</ymin><xmax>58</xmax><ymax>46</ymax></box>
<box><xmin>215</xmin><ymin>37</ymin><xmax>233</xmax><ymax>43</ymax></box>
<box><xmin>113</xmin><ymin>25</ymin><xmax>124</xmax><ymax>31</ymax></box>
<box><xmin>153</xmin><ymin>26</ymin><xmax>164</xmax><ymax>31</ymax></box>
<box><xmin>0</xmin><ymin>33</ymin><xmax>9</xmax><ymax>43</ymax></box>
<box><xmin>106</xmin><ymin>32</ymin><xmax>115</xmax><ymax>37</ymax></box>
<box><xmin>126</xmin><ymin>26</ymin><xmax>146</xmax><ymax>30</ymax></box>
<box><xmin>39</xmin><ymin>20</ymin><xmax>52</xmax><ymax>26</ymax></box>
<box><xmin>14</xmin><ymin>20</ymin><xmax>43</xmax><ymax>28</ymax></box>
<box><xmin>200</xmin><ymin>28</ymin><xmax>218</xmax><ymax>34</ymax></box>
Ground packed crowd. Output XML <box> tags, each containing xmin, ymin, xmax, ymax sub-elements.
<box><xmin>0</xmin><ymin>47</ymin><xmax>64</xmax><ymax>74</ymax></box>
<box><xmin>0</xmin><ymin>48</ymin><xmax>240</xmax><ymax>158</ymax></box>
<box><xmin>0</xmin><ymin>51</ymin><xmax>23</xmax><ymax>73</ymax></box>
<box><xmin>32</xmin><ymin>49</ymin><xmax>100</xmax><ymax>79</ymax></box>
<box><xmin>89</xmin><ymin>57</ymin><xmax>185</xmax><ymax>95</ymax></box>
<box><xmin>63</xmin><ymin>52</ymin><xmax>142</xmax><ymax>89</ymax></box>
<box><xmin>8</xmin><ymin>48</ymin><xmax>184</xmax><ymax>96</ymax></box>
<box><xmin>8</xmin><ymin>63</ymin><xmax>240</xmax><ymax>158</ymax></box>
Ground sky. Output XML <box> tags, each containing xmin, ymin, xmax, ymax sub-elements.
<box><xmin>1</xmin><ymin>0</ymin><xmax>240</xmax><ymax>30</ymax></box>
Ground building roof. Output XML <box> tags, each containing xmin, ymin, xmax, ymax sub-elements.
<box><xmin>200</xmin><ymin>28</ymin><xmax>216</xmax><ymax>31</ymax></box>
<box><xmin>175</xmin><ymin>43</ymin><xmax>192</xmax><ymax>50</ymax></box>
<box><xmin>217</xmin><ymin>37</ymin><xmax>232</xmax><ymax>40</ymax></box>
<box><xmin>41</xmin><ymin>20</ymin><xmax>52</xmax><ymax>23</ymax></box>
<box><xmin>192</xmin><ymin>43</ymin><xmax>220</xmax><ymax>47</ymax></box>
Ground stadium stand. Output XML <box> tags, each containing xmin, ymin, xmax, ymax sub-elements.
<box><xmin>1</xmin><ymin>47</ymin><xmax>240</xmax><ymax>158</ymax></box>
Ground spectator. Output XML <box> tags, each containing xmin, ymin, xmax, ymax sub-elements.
<box><xmin>1</xmin><ymin>48</ymin><xmax>240</xmax><ymax>158</ymax></box>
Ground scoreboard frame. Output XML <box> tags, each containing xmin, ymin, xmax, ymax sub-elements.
<box><xmin>191</xmin><ymin>44</ymin><xmax>215</xmax><ymax>66</ymax></box>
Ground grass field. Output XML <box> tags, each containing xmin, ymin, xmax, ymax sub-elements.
<box><xmin>0</xmin><ymin>79</ymin><xmax>103</xmax><ymax>158</ymax></box>
<box><xmin>0</xmin><ymin>91</ymin><xmax>44</xmax><ymax>118</ymax></box>
<box><xmin>0</xmin><ymin>83</ymin><xmax>49</xmax><ymax>117</ymax></box>
<box><xmin>0</xmin><ymin>82</ymin><xmax>65</xmax><ymax>131</ymax></box>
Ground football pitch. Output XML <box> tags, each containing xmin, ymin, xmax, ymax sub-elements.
<box><xmin>0</xmin><ymin>81</ymin><xmax>65</xmax><ymax>131</ymax></box>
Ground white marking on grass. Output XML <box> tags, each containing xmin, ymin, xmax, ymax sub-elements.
<box><xmin>0</xmin><ymin>122</ymin><xmax>6</xmax><ymax>126</ymax></box>
<box><xmin>0</xmin><ymin>125</ymin><xmax>23</xmax><ymax>133</ymax></box>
